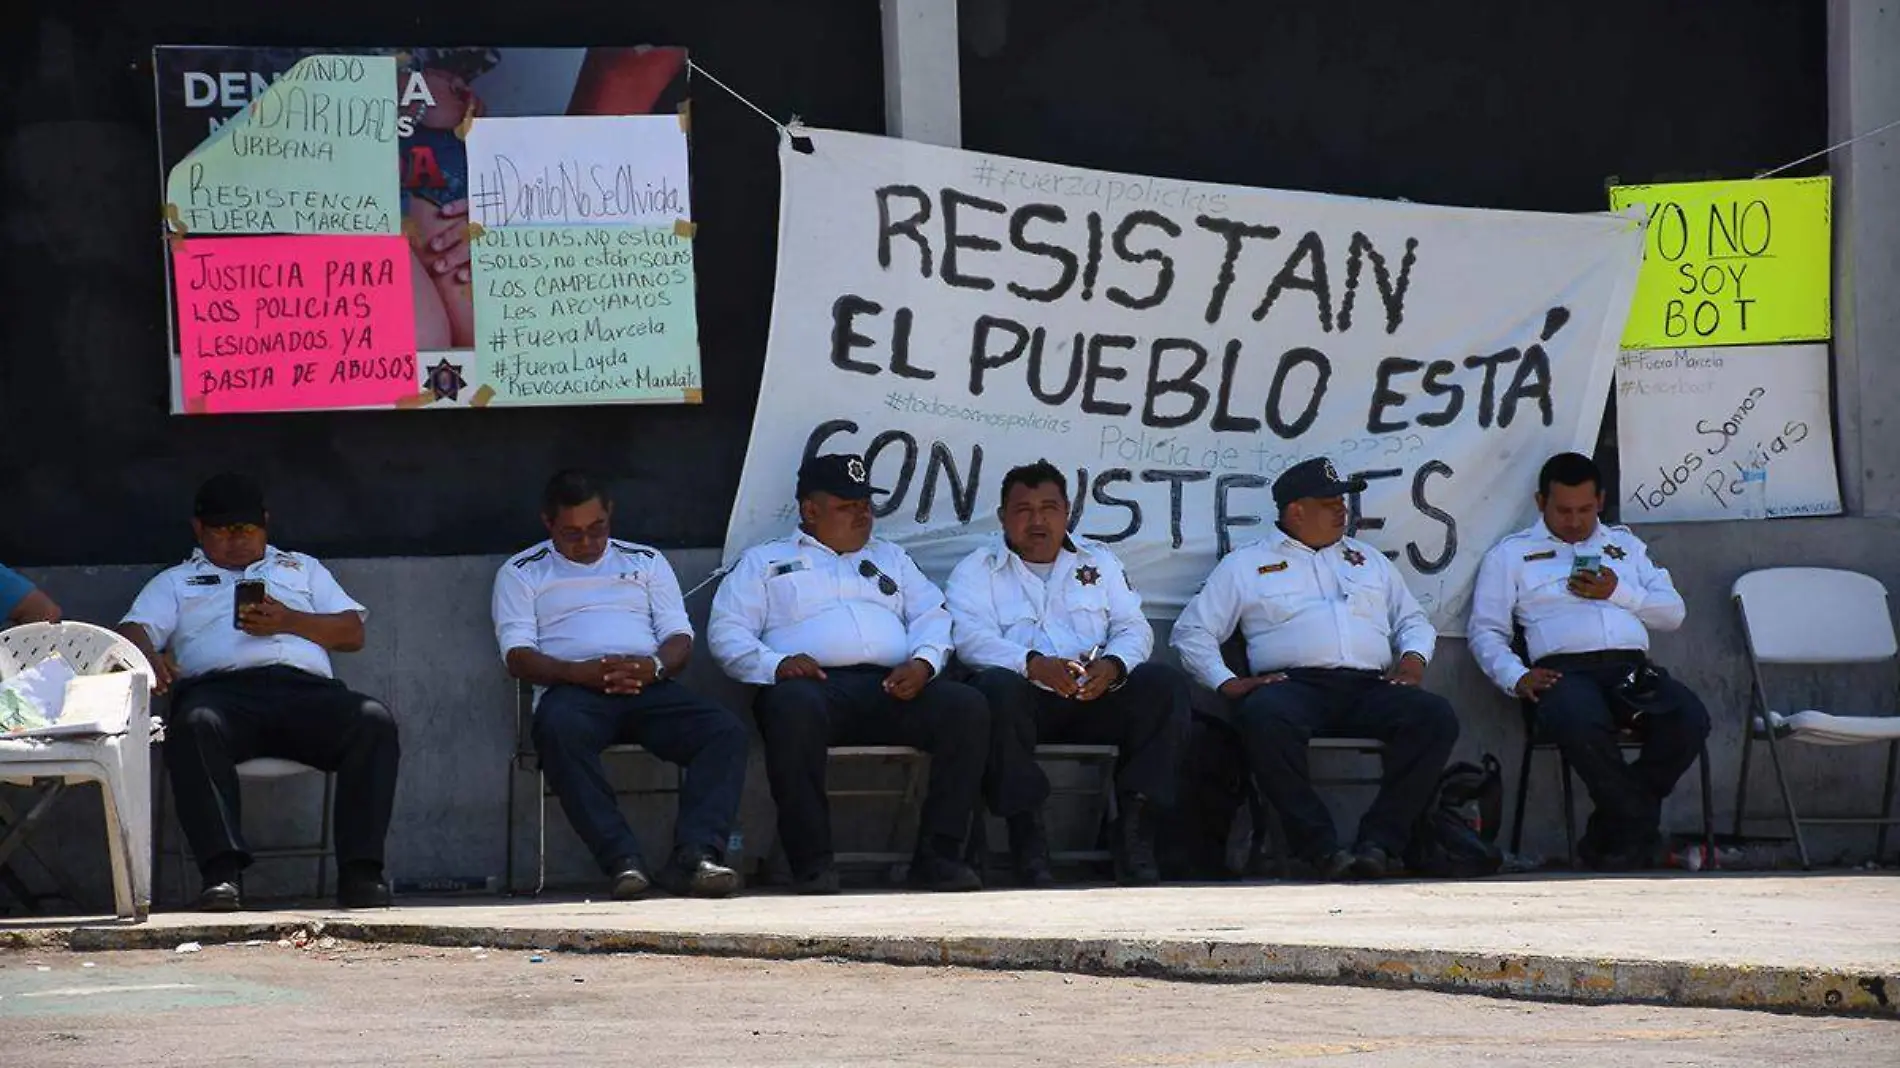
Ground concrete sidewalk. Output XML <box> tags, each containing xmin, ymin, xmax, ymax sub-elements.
<box><xmin>4</xmin><ymin>872</ymin><xmax>1897</xmax><ymax>1016</ymax></box>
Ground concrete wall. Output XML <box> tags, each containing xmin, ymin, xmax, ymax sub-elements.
<box><xmin>9</xmin><ymin>519</ymin><xmax>1896</xmax><ymax>911</ymax></box>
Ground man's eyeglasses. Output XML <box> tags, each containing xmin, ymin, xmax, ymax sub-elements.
<box><xmin>858</xmin><ymin>559</ymin><xmax>898</xmax><ymax>596</ymax></box>
<box><xmin>207</xmin><ymin>523</ymin><xmax>262</xmax><ymax>537</ymax></box>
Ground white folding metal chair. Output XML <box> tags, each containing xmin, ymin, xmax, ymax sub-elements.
<box><xmin>0</xmin><ymin>622</ymin><xmax>155</xmax><ymax>920</ymax></box>
<box><xmin>1732</xmin><ymin>567</ymin><xmax>1900</xmax><ymax>868</ymax></box>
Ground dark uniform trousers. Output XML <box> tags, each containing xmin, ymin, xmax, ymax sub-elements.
<box><xmin>1233</xmin><ymin>667</ymin><xmax>1460</xmax><ymax>860</ymax></box>
<box><xmin>165</xmin><ymin>666</ymin><xmax>400</xmax><ymax>877</ymax></box>
<box><xmin>754</xmin><ymin>667</ymin><xmax>989</xmax><ymax>878</ymax></box>
<box><xmin>969</xmin><ymin>662</ymin><xmax>1190</xmax><ymax>817</ymax></box>
<box><xmin>533</xmin><ymin>680</ymin><xmax>749</xmax><ymax>874</ymax></box>
<box><xmin>1530</xmin><ymin>652</ymin><xmax>1712</xmax><ymax>847</ymax></box>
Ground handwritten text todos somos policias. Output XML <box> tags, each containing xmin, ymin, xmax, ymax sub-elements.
<box><xmin>182</xmin><ymin>252</ymin><xmax>412</xmax><ymax>396</ymax></box>
<box><xmin>805</xmin><ymin>185</ymin><xmax>1579</xmax><ymax>570</ymax></box>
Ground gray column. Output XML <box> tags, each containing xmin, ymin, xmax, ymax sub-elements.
<box><xmin>881</xmin><ymin>0</ymin><xmax>963</xmax><ymax>147</ymax></box>
<box><xmin>1828</xmin><ymin>0</ymin><xmax>1900</xmax><ymax>516</ymax></box>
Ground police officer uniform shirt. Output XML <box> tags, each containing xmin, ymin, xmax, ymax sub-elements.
<box><xmin>946</xmin><ymin>535</ymin><xmax>1152</xmax><ymax>672</ymax></box>
<box><xmin>491</xmin><ymin>538</ymin><xmax>691</xmax><ymax>663</ymax></box>
<box><xmin>709</xmin><ymin>532</ymin><xmax>953</xmax><ymax>687</ymax></box>
<box><xmin>121</xmin><ymin>546</ymin><xmax>365</xmax><ymax>680</ymax></box>
<box><xmin>1467</xmin><ymin>520</ymin><xmax>1687</xmax><ymax>695</ymax></box>
<box><xmin>1172</xmin><ymin>531</ymin><xmax>1437</xmax><ymax>690</ymax></box>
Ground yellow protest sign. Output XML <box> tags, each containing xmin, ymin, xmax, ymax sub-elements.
<box><xmin>1609</xmin><ymin>176</ymin><xmax>1830</xmax><ymax>348</ymax></box>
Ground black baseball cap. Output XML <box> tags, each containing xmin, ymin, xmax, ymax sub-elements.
<box><xmin>796</xmin><ymin>453</ymin><xmax>884</xmax><ymax>501</ymax></box>
<box><xmin>194</xmin><ymin>472</ymin><xmax>267</xmax><ymax>527</ymax></box>
<box><xmin>1272</xmin><ymin>457</ymin><xmax>1368</xmax><ymax>509</ymax></box>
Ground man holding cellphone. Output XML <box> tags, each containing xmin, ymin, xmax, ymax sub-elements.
<box><xmin>1467</xmin><ymin>453</ymin><xmax>1711</xmax><ymax>870</ymax></box>
<box><xmin>118</xmin><ymin>473</ymin><xmax>400</xmax><ymax>911</ymax></box>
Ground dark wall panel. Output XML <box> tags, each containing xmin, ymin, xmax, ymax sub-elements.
<box><xmin>0</xmin><ymin>2</ymin><xmax>882</xmax><ymax>565</ymax></box>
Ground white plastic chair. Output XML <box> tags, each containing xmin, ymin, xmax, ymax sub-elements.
<box><xmin>0</xmin><ymin>622</ymin><xmax>155</xmax><ymax>920</ymax></box>
<box><xmin>1732</xmin><ymin>568</ymin><xmax>1900</xmax><ymax>868</ymax></box>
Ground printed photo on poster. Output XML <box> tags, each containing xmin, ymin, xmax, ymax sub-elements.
<box><xmin>154</xmin><ymin>45</ymin><xmax>698</xmax><ymax>413</ymax></box>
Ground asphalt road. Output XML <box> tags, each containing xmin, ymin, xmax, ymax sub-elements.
<box><xmin>5</xmin><ymin>942</ymin><xmax>1896</xmax><ymax>1066</ymax></box>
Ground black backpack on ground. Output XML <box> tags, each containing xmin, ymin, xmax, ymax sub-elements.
<box><xmin>1404</xmin><ymin>755</ymin><xmax>1505</xmax><ymax>878</ymax></box>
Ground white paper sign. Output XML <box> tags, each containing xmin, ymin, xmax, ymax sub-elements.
<box><xmin>464</xmin><ymin>115</ymin><xmax>690</xmax><ymax>228</ymax></box>
<box><xmin>1615</xmin><ymin>344</ymin><xmax>1840</xmax><ymax>522</ymax></box>
<box><xmin>726</xmin><ymin>129</ymin><xmax>1645</xmax><ymax>633</ymax></box>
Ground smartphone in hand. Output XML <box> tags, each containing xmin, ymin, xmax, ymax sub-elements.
<box><xmin>1570</xmin><ymin>553</ymin><xmax>1601</xmax><ymax>579</ymax></box>
<box><xmin>233</xmin><ymin>579</ymin><xmax>266</xmax><ymax>627</ymax></box>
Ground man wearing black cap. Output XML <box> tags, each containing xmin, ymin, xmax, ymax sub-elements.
<box><xmin>709</xmin><ymin>453</ymin><xmax>989</xmax><ymax>894</ymax></box>
<box><xmin>117</xmin><ymin>473</ymin><xmax>400</xmax><ymax>911</ymax></box>
<box><xmin>1171</xmin><ymin>457</ymin><xmax>1458</xmax><ymax>880</ymax></box>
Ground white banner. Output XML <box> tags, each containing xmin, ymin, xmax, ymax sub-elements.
<box><xmin>1615</xmin><ymin>344</ymin><xmax>1840</xmax><ymax>522</ymax></box>
<box><xmin>726</xmin><ymin>129</ymin><xmax>1643</xmax><ymax>633</ymax></box>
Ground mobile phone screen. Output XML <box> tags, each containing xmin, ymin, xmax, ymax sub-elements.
<box><xmin>1571</xmin><ymin>554</ymin><xmax>1601</xmax><ymax>578</ymax></box>
<box><xmin>233</xmin><ymin>580</ymin><xmax>266</xmax><ymax>627</ymax></box>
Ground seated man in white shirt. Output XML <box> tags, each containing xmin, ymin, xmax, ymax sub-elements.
<box><xmin>948</xmin><ymin>460</ymin><xmax>1188</xmax><ymax>887</ymax></box>
<box><xmin>493</xmin><ymin>470</ymin><xmax>747</xmax><ymax>899</ymax></box>
<box><xmin>709</xmin><ymin>453</ymin><xmax>988</xmax><ymax>895</ymax></box>
<box><xmin>117</xmin><ymin>473</ymin><xmax>398</xmax><ymax>912</ymax></box>
<box><xmin>1172</xmin><ymin>457</ymin><xmax>1458</xmax><ymax>880</ymax></box>
<box><xmin>1468</xmin><ymin>452</ymin><xmax>1711</xmax><ymax>870</ymax></box>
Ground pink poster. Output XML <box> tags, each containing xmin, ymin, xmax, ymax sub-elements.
<box><xmin>174</xmin><ymin>235</ymin><xmax>418</xmax><ymax>414</ymax></box>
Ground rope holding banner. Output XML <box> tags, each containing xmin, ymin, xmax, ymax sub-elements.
<box><xmin>1755</xmin><ymin>114</ymin><xmax>1900</xmax><ymax>179</ymax></box>
<box><xmin>686</xmin><ymin>59</ymin><xmax>814</xmax><ymax>153</ymax></box>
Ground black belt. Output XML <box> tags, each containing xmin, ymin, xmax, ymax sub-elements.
<box><xmin>1535</xmin><ymin>650</ymin><xmax>1645</xmax><ymax>670</ymax></box>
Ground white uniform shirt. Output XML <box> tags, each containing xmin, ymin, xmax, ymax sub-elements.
<box><xmin>1467</xmin><ymin>520</ymin><xmax>1687</xmax><ymax>695</ymax></box>
<box><xmin>709</xmin><ymin>531</ymin><xmax>953</xmax><ymax>687</ymax></box>
<box><xmin>946</xmin><ymin>536</ymin><xmax>1152</xmax><ymax>673</ymax></box>
<box><xmin>1171</xmin><ymin>530</ymin><xmax>1437</xmax><ymax>690</ymax></box>
<box><xmin>121</xmin><ymin>546</ymin><xmax>365</xmax><ymax>680</ymax></box>
<box><xmin>491</xmin><ymin>539</ymin><xmax>692</xmax><ymax>663</ymax></box>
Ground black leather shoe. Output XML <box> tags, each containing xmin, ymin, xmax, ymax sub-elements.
<box><xmin>656</xmin><ymin>848</ymin><xmax>739</xmax><ymax>899</ymax></box>
<box><xmin>1313</xmin><ymin>849</ymin><xmax>1357</xmax><ymax>881</ymax></box>
<box><xmin>336</xmin><ymin>874</ymin><xmax>391</xmax><ymax>910</ymax></box>
<box><xmin>792</xmin><ymin>865</ymin><xmax>841</xmax><ymax>896</ymax></box>
<box><xmin>910</xmin><ymin>854</ymin><xmax>982</xmax><ymax>892</ymax></box>
<box><xmin>1113</xmin><ymin>794</ymin><xmax>1161</xmax><ymax>886</ymax></box>
<box><xmin>610</xmin><ymin>862</ymin><xmax>652</xmax><ymax>900</ymax></box>
<box><xmin>1008</xmin><ymin>812</ymin><xmax>1056</xmax><ymax>889</ymax></box>
<box><xmin>1349</xmin><ymin>843</ymin><xmax>1393</xmax><ymax>881</ymax></box>
<box><xmin>197</xmin><ymin>881</ymin><xmax>243</xmax><ymax>912</ymax></box>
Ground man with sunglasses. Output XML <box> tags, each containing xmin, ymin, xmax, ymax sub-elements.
<box><xmin>709</xmin><ymin>453</ymin><xmax>989</xmax><ymax>894</ymax></box>
<box><xmin>492</xmin><ymin>469</ymin><xmax>747</xmax><ymax>899</ymax></box>
<box><xmin>117</xmin><ymin>473</ymin><xmax>399</xmax><ymax>912</ymax></box>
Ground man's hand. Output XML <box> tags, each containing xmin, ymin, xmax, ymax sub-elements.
<box><xmin>565</xmin><ymin>657</ymin><xmax>628</xmax><ymax>693</ymax></box>
<box><xmin>1385</xmin><ymin>653</ymin><xmax>1427</xmax><ymax>687</ymax></box>
<box><xmin>146</xmin><ymin>650</ymin><xmax>182</xmax><ymax>695</ymax></box>
<box><xmin>882</xmin><ymin>658</ymin><xmax>935</xmax><ymax>701</ymax></box>
<box><xmin>599</xmin><ymin>655</ymin><xmax>650</xmax><ymax>696</ymax></box>
<box><xmin>1567</xmin><ymin>567</ymin><xmax>1619</xmax><ymax>601</ymax></box>
<box><xmin>1513</xmin><ymin>667</ymin><xmax>1563</xmax><ymax>702</ymax></box>
<box><xmin>1027</xmin><ymin>653</ymin><xmax>1083</xmax><ymax>698</ymax></box>
<box><xmin>237</xmin><ymin>596</ymin><xmax>298</xmax><ymax>637</ymax></box>
<box><xmin>1218</xmin><ymin>673</ymin><xmax>1287</xmax><ymax>700</ymax></box>
<box><xmin>1075</xmin><ymin>658</ymin><xmax>1123</xmax><ymax>702</ymax></box>
<box><xmin>775</xmin><ymin>654</ymin><xmax>829</xmax><ymax>683</ymax></box>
